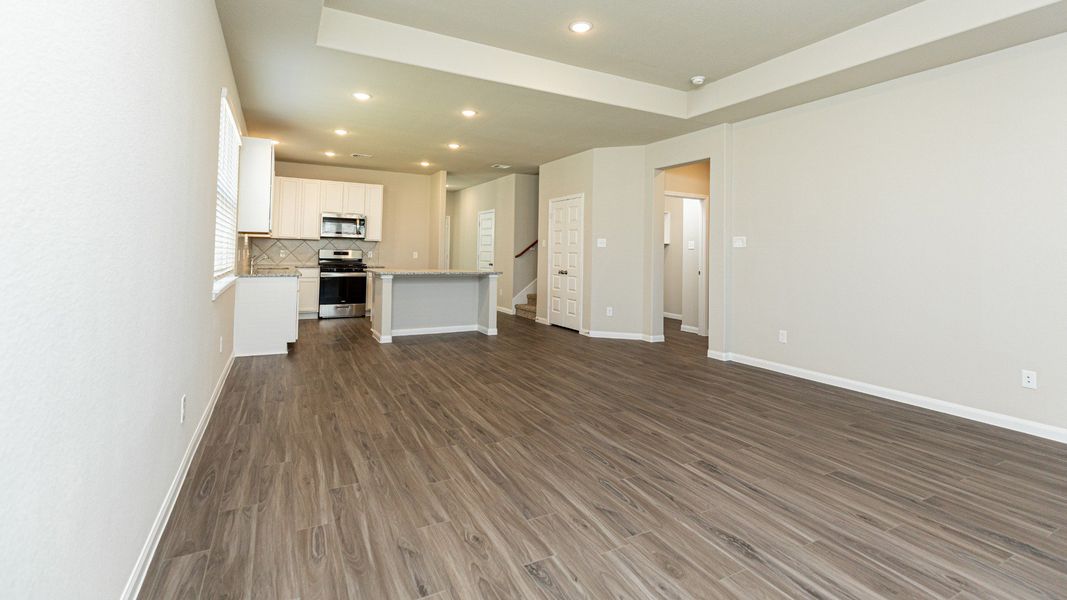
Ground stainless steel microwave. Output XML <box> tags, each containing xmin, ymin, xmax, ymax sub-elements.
<box><xmin>320</xmin><ymin>213</ymin><xmax>366</xmax><ymax>239</ymax></box>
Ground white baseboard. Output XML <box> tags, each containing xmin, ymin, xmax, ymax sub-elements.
<box><xmin>583</xmin><ymin>330</ymin><xmax>664</xmax><ymax>343</ymax></box>
<box><xmin>512</xmin><ymin>278</ymin><xmax>538</xmax><ymax>309</ymax></box>
<box><xmin>478</xmin><ymin>325</ymin><xmax>498</xmax><ymax>335</ymax></box>
<box><xmin>372</xmin><ymin>329</ymin><xmax>391</xmax><ymax>343</ymax></box>
<box><xmin>535</xmin><ymin>316</ymin><xmax>550</xmax><ymax>325</ymax></box>
<box><xmin>717</xmin><ymin>352</ymin><xmax>1067</xmax><ymax>445</ymax></box>
<box><xmin>497</xmin><ymin>306</ymin><xmax>516</xmax><ymax>315</ymax></box>
<box><xmin>392</xmin><ymin>324</ymin><xmax>479</xmax><ymax>337</ymax></box>
<box><xmin>123</xmin><ymin>352</ymin><xmax>235</xmax><ymax>600</ymax></box>
<box><xmin>680</xmin><ymin>324</ymin><xmax>700</xmax><ymax>334</ymax></box>
<box><xmin>663</xmin><ymin>312</ymin><xmax>682</xmax><ymax>320</ymax></box>
<box><xmin>706</xmin><ymin>349</ymin><xmax>731</xmax><ymax>361</ymax></box>
<box><xmin>298</xmin><ymin>311</ymin><xmax>318</xmax><ymax>320</ymax></box>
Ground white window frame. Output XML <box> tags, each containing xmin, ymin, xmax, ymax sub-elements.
<box><xmin>212</xmin><ymin>90</ymin><xmax>241</xmax><ymax>299</ymax></box>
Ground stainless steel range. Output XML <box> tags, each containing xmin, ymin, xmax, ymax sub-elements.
<box><xmin>317</xmin><ymin>249</ymin><xmax>367</xmax><ymax>318</ymax></box>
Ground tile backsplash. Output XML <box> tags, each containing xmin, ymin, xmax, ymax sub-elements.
<box><xmin>247</xmin><ymin>237</ymin><xmax>379</xmax><ymax>268</ymax></box>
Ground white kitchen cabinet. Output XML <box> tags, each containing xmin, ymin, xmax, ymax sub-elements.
<box><xmin>297</xmin><ymin>268</ymin><xmax>320</xmax><ymax>316</ymax></box>
<box><xmin>343</xmin><ymin>182</ymin><xmax>366</xmax><ymax>215</ymax></box>
<box><xmin>364</xmin><ymin>184</ymin><xmax>383</xmax><ymax>241</ymax></box>
<box><xmin>234</xmin><ymin>276</ymin><xmax>299</xmax><ymax>356</ymax></box>
<box><xmin>237</xmin><ymin>137</ymin><xmax>274</xmax><ymax>234</ymax></box>
<box><xmin>299</xmin><ymin>179</ymin><xmax>322</xmax><ymax>239</ymax></box>
<box><xmin>322</xmin><ymin>181</ymin><xmax>344</xmax><ymax>214</ymax></box>
<box><xmin>272</xmin><ymin>176</ymin><xmax>300</xmax><ymax>239</ymax></box>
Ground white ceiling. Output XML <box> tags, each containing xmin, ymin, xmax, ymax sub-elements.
<box><xmin>216</xmin><ymin>0</ymin><xmax>1067</xmax><ymax>189</ymax></box>
<box><xmin>324</xmin><ymin>0</ymin><xmax>923</xmax><ymax>90</ymax></box>
<box><xmin>216</xmin><ymin>0</ymin><xmax>707</xmax><ymax>188</ymax></box>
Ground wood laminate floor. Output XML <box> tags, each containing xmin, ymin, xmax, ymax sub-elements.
<box><xmin>140</xmin><ymin>315</ymin><xmax>1067</xmax><ymax>599</ymax></box>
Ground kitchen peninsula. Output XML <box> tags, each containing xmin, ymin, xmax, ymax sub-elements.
<box><xmin>368</xmin><ymin>269</ymin><xmax>500</xmax><ymax>343</ymax></box>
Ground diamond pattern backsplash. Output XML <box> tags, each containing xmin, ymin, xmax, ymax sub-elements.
<box><xmin>250</xmin><ymin>237</ymin><xmax>379</xmax><ymax>267</ymax></box>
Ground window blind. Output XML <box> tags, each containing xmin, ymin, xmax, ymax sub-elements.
<box><xmin>214</xmin><ymin>95</ymin><xmax>241</xmax><ymax>279</ymax></box>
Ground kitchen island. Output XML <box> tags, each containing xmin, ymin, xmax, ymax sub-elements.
<box><xmin>367</xmin><ymin>269</ymin><xmax>500</xmax><ymax>343</ymax></box>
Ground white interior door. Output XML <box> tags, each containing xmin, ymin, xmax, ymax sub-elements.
<box><xmin>549</xmin><ymin>196</ymin><xmax>583</xmax><ymax>331</ymax></box>
<box><xmin>477</xmin><ymin>210</ymin><xmax>495</xmax><ymax>271</ymax></box>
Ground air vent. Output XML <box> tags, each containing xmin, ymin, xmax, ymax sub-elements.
<box><xmin>350</xmin><ymin>153</ymin><xmax>373</xmax><ymax>158</ymax></box>
<box><xmin>491</xmin><ymin>163</ymin><xmax>511</xmax><ymax>169</ymax></box>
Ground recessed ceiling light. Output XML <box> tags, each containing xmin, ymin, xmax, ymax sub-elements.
<box><xmin>569</xmin><ymin>21</ymin><xmax>593</xmax><ymax>33</ymax></box>
<box><xmin>334</xmin><ymin>129</ymin><xmax>348</xmax><ymax>136</ymax></box>
<box><xmin>689</xmin><ymin>75</ymin><xmax>707</xmax><ymax>86</ymax></box>
<box><xmin>324</xmin><ymin>151</ymin><xmax>336</xmax><ymax>157</ymax></box>
<box><xmin>461</xmin><ymin>109</ymin><xmax>478</xmax><ymax>118</ymax></box>
<box><xmin>448</xmin><ymin>143</ymin><xmax>461</xmax><ymax>150</ymax></box>
<box><xmin>420</xmin><ymin>161</ymin><xmax>430</xmax><ymax>167</ymax></box>
<box><xmin>352</xmin><ymin>92</ymin><xmax>372</xmax><ymax>101</ymax></box>
<box><xmin>491</xmin><ymin>163</ymin><xmax>511</xmax><ymax>169</ymax></box>
<box><xmin>350</xmin><ymin>153</ymin><xmax>373</xmax><ymax>158</ymax></box>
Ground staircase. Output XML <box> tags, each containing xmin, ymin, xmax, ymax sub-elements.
<box><xmin>515</xmin><ymin>293</ymin><xmax>537</xmax><ymax>320</ymax></box>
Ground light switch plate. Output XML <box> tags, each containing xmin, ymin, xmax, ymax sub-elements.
<box><xmin>596</xmin><ymin>238</ymin><xmax>607</xmax><ymax>248</ymax></box>
<box><xmin>688</xmin><ymin>240</ymin><xmax>696</xmax><ymax>250</ymax></box>
<box><xmin>412</xmin><ymin>251</ymin><xmax>418</xmax><ymax>259</ymax></box>
<box><xmin>732</xmin><ymin>236</ymin><xmax>747</xmax><ymax>248</ymax></box>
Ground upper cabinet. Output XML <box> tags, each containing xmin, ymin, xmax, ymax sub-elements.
<box><xmin>271</xmin><ymin>176</ymin><xmax>383</xmax><ymax>242</ymax></box>
<box><xmin>271</xmin><ymin>177</ymin><xmax>321</xmax><ymax>240</ymax></box>
<box><xmin>343</xmin><ymin>183</ymin><xmax>366</xmax><ymax>215</ymax></box>
<box><xmin>321</xmin><ymin>181</ymin><xmax>344</xmax><ymax>214</ymax></box>
<box><xmin>237</xmin><ymin>137</ymin><xmax>274</xmax><ymax>234</ymax></box>
<box><xmin>364</xmin><ymin>184</ymin><xmax>383</xmax><ymax>241</ymax></box>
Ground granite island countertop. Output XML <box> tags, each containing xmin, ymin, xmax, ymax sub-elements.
<box><xmin>239</xmin><ymin>267</ymin><xmax>300</xmax><ymax>278</ymax></box>
<box><xmin>367</xmin><ymin>268</ymin><xmax>502</xmax><ymax>276</ymax></box>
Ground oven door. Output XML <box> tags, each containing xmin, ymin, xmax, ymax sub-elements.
<box><xmin>318</xmin><ymin>272</ymin><xmax>367</xmax><ymax>318</ymax></box>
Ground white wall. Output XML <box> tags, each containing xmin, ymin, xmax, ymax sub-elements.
<box><xmin>512</xmin><ymin>174</ymin><xmax>540</xmax><ymax>300</ymax></box>
<box><xmin>730</xmin><ymin>33</ymin><xmax>1067</xmax><ymax>431</ymax></box>
<box><xmin>0</xmin><ymin>0</ymin><xmax>243</xmax><ymax>597</ymax></box>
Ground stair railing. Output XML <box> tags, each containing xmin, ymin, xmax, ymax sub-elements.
<box><xmin>515</xmin><ymin>240</ymin><xmax>537</xmax><ymax>259</ymax></box>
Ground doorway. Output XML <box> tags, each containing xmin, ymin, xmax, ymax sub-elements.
<box><xmin>477</xmin><ymin>209</ymin><xmax>495</xmax><ymax>271</ymax></box>
<box><xmin>657</xmin><ymin>160</ymin><xmax>711</xmax><ymax>344</ymax></box>
<box><xmin>548</xmin><ymin>195</ymin><xmax>583</xmax><ymax>331</ymax></box>
<box><xmin>666</xmin><ymin>194</ymin><xmax>707</xmax><ymax>335</ymax></box>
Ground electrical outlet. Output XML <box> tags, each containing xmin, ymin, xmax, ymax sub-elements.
<box><xmin>606</xmin><ymin>306</ymin><xmax>614</xmax><ymax>317</ymax></box>
<box><xmin>597</xmin><ymin>238</ymin><xmax>607</xmax><ymax>248</ymax></box>
<box><xmin>778</xmin><ymin>329</ymin><xmax>788</xmax><ymax>343</ymax></box>
<box><xmin>412</xmin><ymin>251</ymin><xmax>418</xmax><ymax>259</ymax></box>
<box><xmin>732</xmin><ymin>236</ymin><xmax>747</xmax><ymax>248</ymax></box>
<box><xmin>1021</xmin><ymin>370</ymin><xmax>1037</xmax><ymax>389</ymax></box>
<box><xmin>180</xmin><ymin>394</ymin><xmax>187</xmax><ymax>424</ymax></box>
<box><xmin>280</xmin><ymin>249</ymin><xmax>287</xmax><ymax>257</ymax></box>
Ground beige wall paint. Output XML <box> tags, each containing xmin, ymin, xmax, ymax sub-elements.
<box><xmin>589</xmin><ymin>147</ymin><xmax>647</xmax><ymax>333</ymax></box>
<box><xmin>428</xmin><ymin>170</ymin><xmax>447</xmax><ymax>268</ymax></box>
<box><xmin>274</xmin><ymin>161</ymin><xmax>433</xmax><ymax>269</ymax></box>
<box><xmin>0</xmin><ymin>0</ymin><xmax>243</xmax><ymax>596</ymax></box>
<box><xmin>664</xmin><ymin>160</ymin><xmax>710</xmax><ymax>196</ymax></box>
<box><xmin>663</xmin><ymin>195</ymin><xmax>684</xmax><ymax>317</ymax></box>
<box><xmin>730</xmin><ymin>33</ymin><xmax>1067</xmax><ymax>430</ymax></box>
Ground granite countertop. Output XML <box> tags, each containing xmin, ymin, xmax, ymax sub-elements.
<box><xmin>367</xmin><ymin>268</ymin><xmax>502</xmax><ymax>276</ymax></box>
<box><xmin>240</xmin><ymin>266</ymin><xmax>300</xmax><ymax>278</ymax></box>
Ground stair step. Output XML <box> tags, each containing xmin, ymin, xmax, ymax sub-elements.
<box><xmin>527</xmin><ymin>293</ymin><xmax>537</xmax><ymax>304</ymax></box>
<box><xmin>516</xmin><ymin>309</ymin><xmax>536</xmax><ymax>320</ymax></box>
<box><xmin>515</xmin><ymin>303</ymin><xmax>536</xmax><ymax>313</ymax></box>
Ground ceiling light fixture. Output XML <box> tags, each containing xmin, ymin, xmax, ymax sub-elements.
<box><xmin>324</xmin><ymin>151</ymin><xmax>336</xmax><ymax>157</ymax></box>
<box><xmin>420</xmin><ymin>161</ymin><xmax>430</xmax><ymax>167</ymax></box>
<box><xmin>352</xmin><ymin>92</ymin><xmax>372</xmax><ymax>101</ymax></box>
<box><xmin>334</xmin><ymin>129</ymin><xmax>348</xmax><ymax>136</ymax></box>
<box><xmin>448</xmin><ymin>143</ymin><xmax>461</xmax><ymax>150</ymax></box>
<box><xmin>569</xmin><ymin>21</ymin><xmax>593</xmax><ymax>33</ymax></box>
<box><xmin>350</xmin><ymin>153</ymin><xmax>373</xmax><ymax>158</ymax></box>
<box><xmin>689</xmin><ymin>75</ymin><xmax>707</xmax><ymax>86</ymax></box>
<box><xmin>461</xmin><ymin>109</ymin><xmax>478</xmax><ymax>118</ymax></box>
<box><xmin>491</xmin><ymin>163</ymin><xmax>511</xmax><ymax>169</ymax></box>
